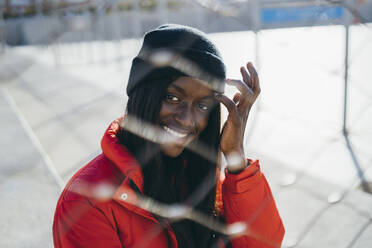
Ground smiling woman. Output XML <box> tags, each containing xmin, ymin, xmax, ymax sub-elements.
<box><xmin>160</xmin><ymin>77</ymin><xmax>214</xmax><ymax>157</ymax></box>
<box><xmin>52</xmin><ymin>24</ymin><xmax>285</xmax><ymax>248</ymax></box>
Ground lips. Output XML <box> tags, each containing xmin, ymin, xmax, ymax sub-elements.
<box><xmin>161</xmin><ymin>123</ymin><xmax>196</xmax><ymax>144</ymax></box>
<box><xmin>163</xmin><ymin>125</ymin><xmax>188</xmax><ymax>138</ymax></box>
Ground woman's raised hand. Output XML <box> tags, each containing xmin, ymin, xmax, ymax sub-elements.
<box><xmin>214</xmin><ymin>62</ymin><xmax>261</xmax><ymax>173</ymax></box>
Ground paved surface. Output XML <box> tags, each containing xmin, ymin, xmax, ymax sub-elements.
<box><xmin>1</xmin><ymin>24</ymin><xmax>372</xmax><ymax>247</ymax></box>
<box><xmin>0</xmin><ymin>86</ymin><xmax>60</xmax><ymax>247</ymax></box>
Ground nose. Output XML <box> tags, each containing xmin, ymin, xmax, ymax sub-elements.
<box><xmin>174</xmin><ymin>103</ymin><xmax>195</xmax><ymax>129</ymax></box>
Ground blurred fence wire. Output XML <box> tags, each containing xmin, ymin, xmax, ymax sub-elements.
<box><xmin>1</xmin><ymin>0</ymin><xmax>372</xmax><ymax>247</ymax></box>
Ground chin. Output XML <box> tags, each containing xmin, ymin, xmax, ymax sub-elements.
<box><xmin>161</xmin><ymin>144</ymin><xmax>185</xmax><ymax>157</ymax></box>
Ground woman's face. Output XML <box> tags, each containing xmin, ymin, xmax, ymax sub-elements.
<box><xmin>159</xmin><ymin>76</ymin><xmax>215</xmax><ymax>157</ymax></box>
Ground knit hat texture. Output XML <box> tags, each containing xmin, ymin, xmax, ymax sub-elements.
<box><xmin>126</xmin><ymin>24</ymin><xmax>226</xmax><ymax>96</ymax></box>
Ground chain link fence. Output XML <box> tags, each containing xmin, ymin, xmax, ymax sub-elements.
<box><xmin>1</xmin><ymin>0</ymin><xmax>372</xmax><ymax>247</ymax></box>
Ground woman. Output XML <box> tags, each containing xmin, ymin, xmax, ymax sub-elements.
<box><xmin>53</xmin><ymin>24</ymin><xmax>284</xmax><ymax>248</ymax></box>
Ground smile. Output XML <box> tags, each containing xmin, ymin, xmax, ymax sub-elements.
<box><xmin>162</xmin><ymin>126</ymin><xmax>188</xmax><ymax>138</ymax></box>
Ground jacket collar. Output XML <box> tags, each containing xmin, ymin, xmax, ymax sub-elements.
<box><xmin>101</xmin><ymin>116</ymin><xmax>144</xmax><ymax>193</ymax></box>
<box><xmin>101</xmin><ymin>117</ymin><xmax>157</xmax><ymax>221</ymax></box>
<box><xmin>101</xmin><ymin>118</ymin><xmax>179</xmax><ymax>247</ymax></box>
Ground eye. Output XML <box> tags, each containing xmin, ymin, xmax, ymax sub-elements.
<box><xmin>197</xmin><ymin>102</ymin><xmax>210</xmax><ymax>111</ymax></box>
<box><xmin>165</xmin><ymin>93</ymin><xmax>180</xmax><ymax>103</ymax></box>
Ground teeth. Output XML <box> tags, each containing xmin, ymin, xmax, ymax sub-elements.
<box><xmin>163</xmin><ymin>126</ymin><xmax>187</xmax><ymax>138</ymax></box>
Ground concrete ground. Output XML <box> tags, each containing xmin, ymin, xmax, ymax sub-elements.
<box><xmin>1</xmin><ymin>24</ymin><xmax>372</xmax><ymax>247</ymax></box>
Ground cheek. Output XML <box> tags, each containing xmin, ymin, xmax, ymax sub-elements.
<box><xmin>159</xmin><ymin>102</ymin><xmax>173</xmax><ymax>120</ymax></box>
<box><xmin>196</xmin><ymin>113</ymin><xmax>209</xmax><ymax>133</ymax></box>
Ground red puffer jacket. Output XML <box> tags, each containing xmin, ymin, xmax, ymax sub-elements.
<box><xmin>53</xmin><ymin>118</ymin><xmax>284</xmax><ymax>247</ymax></box>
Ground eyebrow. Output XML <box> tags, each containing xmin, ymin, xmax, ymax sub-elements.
<box><xmin>168</xmin><ymin>84</ymin><xmax>186</xmax><ymax>95</ymax></box>
<box><xmin>168</xmin><ymin>84</ymin><xmax>215</xmax><ymax>100</ymax></box>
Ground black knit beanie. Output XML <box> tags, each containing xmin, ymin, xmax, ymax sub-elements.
<box><xmin>126</xmin><ymin>24</ymin><xmax>226</xmax><ymax>96</ymax></box>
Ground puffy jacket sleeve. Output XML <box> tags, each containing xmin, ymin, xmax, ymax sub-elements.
<box><xmin>53</xmin><ymin>199</ymin><xmax>122</xmax><ymax>248</ymax></box>
<box><xmin>222</xmin><ymin>159</ymin><xmax>285</xmax><ymax>248</ymax></box>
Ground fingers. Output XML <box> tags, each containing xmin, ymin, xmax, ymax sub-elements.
<box><xmin>226</xmin><ymin>79</ymin><xmax>253</xmax><ymax>96</ymax></box>
<box><xmin>220</xmin><ymin>62</ymin><xmax>260</xmax><ymax>116</ymax></box>
<box><xmin>246</xmin><ymin>62</ymin><xmax>260</xmax><ymax>95</ymax></box>
<box><xmin>214</xmin><ymin>94</ymin><xmax>239</xmax><ymax>122</ymax></box>
<box><xmin>233</xmin><ymin>93</ymin><xmax>241</xmax><ymax>104</ymax></box>
<box><xmin>240</xmin><ymin>66</ymin><xmax>252</xmax><ymax>88</ymax></box>
<box><xmin>227</xmin><ymin>62</ymin><xmax>260</xmax><ymax>97</ymax></box>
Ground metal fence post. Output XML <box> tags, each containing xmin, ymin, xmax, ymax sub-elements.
<box><xmin>0</xmin><ymin>6</ymin><xmax>5</xmax><ymax>53</ymax></box>
<box><xmin>133</xmin><ymin>0</ymin><xmax>141</xmax><ymax>37</ymax></box>
<box><xmin>158</xmin><ymin>0</ymin><xmax>168</xmax><ymax>25</ymax></box>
